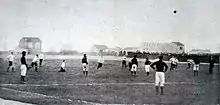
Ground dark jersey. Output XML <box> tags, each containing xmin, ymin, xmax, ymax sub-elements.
<box><xmin>20</xmin><ymin>56</ymin><xmax>28</xmax><ymax>67</ymax></box>
<box><xmin>145</xmin><ymin>60</ymin><xmax>151</xmax><ymax>65</ymax></box>
<box><xmin>131</xmin><ymin>58</ymin><xmax>138</xmax><ymax>66</ymax></box>
<box><xmin>194</xmin><ymin>58</ymin><xmax>200</xmax><ymax>64</ymax></box>
<box><xmin>150</xmin><ymin>60</ymin><xmax>168</xmax><ymax>72</ymax></box>
<box><xmin>209</xmin><ymin>59</ymin><xmax>214</xmax><ymax>67</ymax></box>
<box><xmin>82</xmin><ymin>57</ymin><xmax>88</xmax><ymax>64</ymax></box>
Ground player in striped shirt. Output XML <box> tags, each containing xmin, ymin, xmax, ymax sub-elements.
<box><xmin>7</xmin><ymin>52</ymin><xmax>15</xmax><ymax>72</ymax></box>
<box><xmin>82</xmin><ymin>54</ymin><xmax>88</xmax><ymax>76</ymax></box>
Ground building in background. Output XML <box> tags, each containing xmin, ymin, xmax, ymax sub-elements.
<box><xmin>90</xmin><ymin>45</ymin><xmax>109</xmax><ymax>53</ymax></box>
<box><xmin>18</xmin><ymin>37</ymin><xmax>42</xmax><ymax>54</ymax></box>
<box><xmin>188</xmin><ymin>49</ymin><xmax>211</xmax><ymax>54</ymax></box>
<box><xmin>140</xmin><ymin>41</ymin><xmax>185</xmax><ymax>54</ymax></box>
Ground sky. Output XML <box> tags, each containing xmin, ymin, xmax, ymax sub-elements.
<box><xmin>0</xmin><ymin>0</ymin><xmax>220</xmax><ymax>52</ymax></box>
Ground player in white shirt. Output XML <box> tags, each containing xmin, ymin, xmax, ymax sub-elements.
<box><xmin>170</xmin><ymin>56</ymin><xmax>178</xmax><ymax>71</ymax></box>
<box><xmin>31</xmin><ymin>54</ymin><xmax>39</xmax><ymax>72</ymax></box>
<box><xmin>59</xmin><ymin>60</ymin><xmax>66</xmax><ymax>72</ymax></box>
<box><xmin>122</xmin><ymin>56</ymin><xmax>127</xmax><ymax>69</ymax></box>
<box><xmin>97</xmin><ymin>56</ymin><xmax>104</xmax><ymax>70</ymax></box>
<box><xmin>39</xmin><ymin>53</ymin><xmax>44</xmax><ymax>66</ymax></box>
<box><xmin>7</xmin><ymin>52</ymin><xmax>15</xmax><ymax>72</ymax></box>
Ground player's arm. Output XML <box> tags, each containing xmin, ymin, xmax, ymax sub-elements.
<box><xmin>136</xmin><ymin>59</ymin><xmax>138</xmax><ymax>67</ymax></box>
<box><xmin>150</xmin><ymin>62</ymin><xmax>156</xmax><ymax>70</ymax></box>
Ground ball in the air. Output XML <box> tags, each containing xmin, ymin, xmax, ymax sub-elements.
<box><xmin>173</xmin><ymin>10</ymin><xmax>177</xmax><ymax>14</ymax></box>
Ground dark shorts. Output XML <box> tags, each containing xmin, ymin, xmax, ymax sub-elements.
<box><xmin>40</xmin><ymin>59</ymin><xmax>43</xmax><ymax>62</ymax></box>
<box><xmin>31</xmin><ymin>62</ymin><xmax>38</xmax><ymax>67</ymax></box>
<box><xmin>122</xmin><ymin>60</ymin><xmax>126</xmax><ymax>65</ymax></box>
<box><xmin>171</xmin><ymin>63</ymin><xmax>177</xmax><ymax>67</ymax></box>
<box><xmin>98</xmin><ymin>63</ymin><xmax>103</xmax><ymax>68</ymax></box>
<box><xmin>9</xmin><ymin>61</ymin><xmax>13</xmax><ymax>66</ymax></box>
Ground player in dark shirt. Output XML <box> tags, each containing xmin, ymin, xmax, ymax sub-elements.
<box><xmin>145</xmin><ymin>58</ymin><xmax>151</xmax><ymax>75</ymax></box>
<box><xmin>193</xmin><ymin>57</ymin><xmax>200</xmax><ymax>76</ymax></box>
<box><xmin>209</xmin><ymin>56</ymin><xmax>215</xmax><ymax>74</ymax></box>
<box><xmin>131</xmin><ymin>55</ymin><xmax>138</xmax><ymax>75</ymax></box>
<box><xmin>20</xmin><ymin>51</ymin><xmax>29</xmax><ymax>83</ymax></box>
<box><xmin>82</xmin><ymin>54</ymin><xmax>89</xmax><ymax>76</ymax></box>
<box><xmin>150</xmin><ymin>55</ymin><xmax>168</xmax><ymax>95</ymax></box>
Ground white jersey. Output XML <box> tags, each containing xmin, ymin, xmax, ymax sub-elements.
<box><xmin>170</xmin><ymin>58</ymin><xmax>178</xmax><ymax>65</ymax></box>
<box><xmin>7</xmin><ymin>54</ymin><xmax>15</xmax><ymax>61</ymax></box>
<box><xmin>39</xmin><ymin>54</ymin><xmax>43</xmax><ymax>59</ymax></box>
<box><xmin>32</xmin><ymin>56</ymin><xmax>39</xmax><ymax>63</ymax></box>
<box><xmin>98</xmin><ymin>57</ymin><xmax>104</xmax><ymax>63</ymax></box>
<box><xmin>61</xmin><ymin>62</ymin><xmax>65</xmax><ymax>68</ymax></box>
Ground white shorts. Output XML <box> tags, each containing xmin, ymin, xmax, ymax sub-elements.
<box><xmin>193</xmin><ymin>64</ymin><xmax>199</xmax><ymax>71</ymax></box>
<box><xmin>145</xmin><ymin>65</ymin><xmax>150</xmax><ymax>72</ymax></box>
<box><xmin>131</xmin><ymin>64</ymin><xmax>137</xmax><ymax>71</ymax></box>
<box><xmin>155</xmin><ymin>72</ymin><xmax>165</xmax><ymax>86</ymax></box>
<box><xmin>82</xmin><ymin>63</ymin><xmax>88</xmax><ymax>71</ymax></box>
<box><xmin>20</xmin><ymin>65</ymin><xmax>27</xmax><ymax>76</ymax></box>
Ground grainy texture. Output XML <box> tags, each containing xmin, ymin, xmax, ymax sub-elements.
<box><xmin>0</xmin><ymin>58</ymin><xmax>219</xmax><ymax>105</ymax></box>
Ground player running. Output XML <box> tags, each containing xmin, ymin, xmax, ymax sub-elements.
<box><xmin>144</xmin><ymin>57</ymin><xmax>151</xmax><ymax>76</ymax></box>
<box><xmin>20</xmin><ymin>51</ymin><xmax>28</xmax><ymax>83</ymax></box>
<box><xmin>7</xmin><ymin>52</ymin><xmax>15</xmax><ymax>72</ymax></box>
<box><xmin>150</xmin><ymin>55</ymin><xmax>168</xmax><ymax>95</ymax></box>
<box><xmin>131</xmin><ymin>55</ymin><xmax>138</xmax><ymax>76</ymax></box>
<box><xmin>82</xmin><ymin>54</ymin><xmax>89</xmax><ymax>76</ymax></box>
<box><xmin>97</xmin><ymin>55</ymin><xmax>104</xmax><ymax>70</ymax></box>
<box><xmin>170</xmin><ymin>56</ymin><xmax>178</xmax><ymax>71</ymax></box>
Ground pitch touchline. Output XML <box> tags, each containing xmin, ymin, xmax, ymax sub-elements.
<box><xmin>0</xmin><ymin>82</ymin><xmax>202</xmax><ymax>87</ymax></box>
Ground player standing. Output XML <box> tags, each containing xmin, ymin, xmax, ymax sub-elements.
<box><xmin>7</xmin><ymin>52</ymin><xmax>15</xmax><ymax>72</ymax></box>
<box><xmin>150</xmin><ymin>55</ymin><xmax>168</xmax><ymax>95</ymax></box>
<box><xmin>20</xmin><ymin>51</ymin><xmax>28</xmax><ymax>83</ymax></box>
<box><xmin>31</xmin><ymin>54</ymin><xmax>39</xmax><ymax>72</ymax></box>
<box><xmin>193</xmin><ymin>57</ymin><xmax>200</xmax><ymax>76</ymax></box>
<box><xmin>209</xmin><ymin>56</ymin><xmax>215</xmax><ymax>75</ymax></box>
<box><xmin>131</xmin><ymin>55</ymin><xmax>138</xmax><ymax>76</ymax></box>
<box><xmin>122</xmin><ymin>55</ymin><xmax>127</xmax><ymax>69</ymax></box>
<box><xmin>186</xmin><ymin>59</ymin><xmax>193</xmax><ymax>70</ymax></box>
<box><xmin>39</xmin><ymin>53</ymin><xmax>44</xmax><ymax>66</ymax></box>
<box><xmin>97</xmin><ymin>55</ymin><xmax>104</xmax><ymax>70</ymax></box>
<box><xmin>144</xmin><ymin>57</ymin><xmax>151</xmax><ymax>76</ymax></box>
<box><xmin>82</xmin><ymin>54</ymin><xmax>89</xmax><ymax>76</ymax></box>
<box><xmin>59</xmin><ymin>60</ymin><xmax>66</xmax><ymax>72</ymax></box>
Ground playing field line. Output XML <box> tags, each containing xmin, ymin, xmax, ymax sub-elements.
<box><xmin>1</xmin><ymin>87</ymin><xmax>100</xmax><ymax>105</ymax></box>
<box><xmin>0</xmin><ymin>82</ymin><xmax>203</xmax><ymax>87</ymax></box>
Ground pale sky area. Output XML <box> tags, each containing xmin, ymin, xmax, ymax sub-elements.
<box><xmin>0</xmin><ymin>0</ymin><xmax>220</xmax><ymax>52</ymax></box>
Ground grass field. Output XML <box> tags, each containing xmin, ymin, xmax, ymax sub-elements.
<box><xmin>0</xmin><ymin>57</ymin><xmax>219</xmax><ymax>105</ymax></box>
